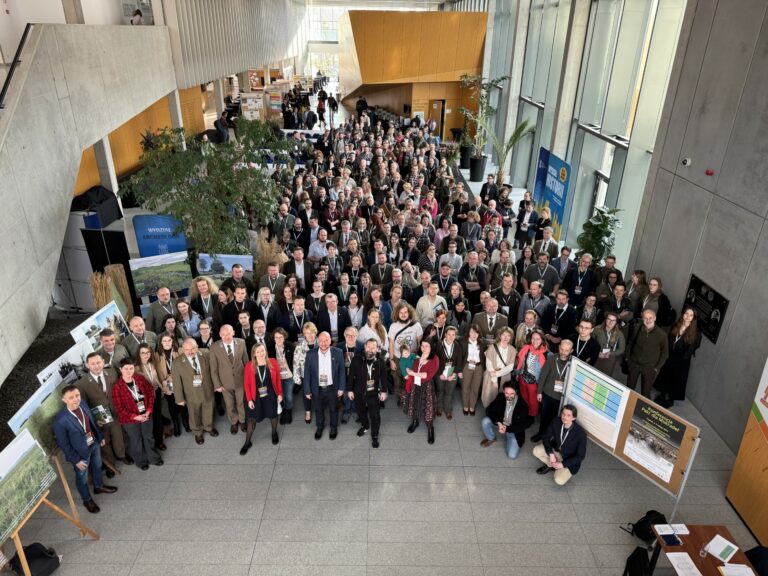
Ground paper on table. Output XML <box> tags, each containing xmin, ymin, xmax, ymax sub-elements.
<box><xmin>707</xmin><ymin>534</ymin><xmax>739</xmax><ymax>564</ymax></box>
<box><xmin>655</xmin><ymin>524</ymin><xmax>675</xmax><ymax>535</ymax></box>
<box><xmin>672</xmin><ymin>524</ymin><xmax>690</xmax><ymax>535</ymax></box>
<box><xmin>667</xmin><ymin>552</ymin><xmax>704</xmax><ymax>576</ymax></box>
<box><xmin>718</xmin><ymin>565</ymin><xmax>755</xmax><ymax>575</ymax></box>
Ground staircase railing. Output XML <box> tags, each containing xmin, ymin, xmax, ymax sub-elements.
<box><xmin>0</xmin><ymin>23</ymin><xmax>34</xmax><ymax>109</ymax></box>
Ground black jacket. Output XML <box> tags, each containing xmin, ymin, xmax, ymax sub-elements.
<box><xmin>542</xmin><ymin>419</ymin><xmax>587</xmax><ymax>474</ymax></box>
<box><xmin>349</xmin><ymin>354</ymin><xmax>388</xmax><ymax>396</ymax></box>
<box><xmin>485</xmin><ymin>392</ymin><xmax>530</xmax><ymax>448</ymax></box>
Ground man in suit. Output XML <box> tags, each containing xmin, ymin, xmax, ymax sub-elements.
<box><xmin>254</xmin><ymin>287</ymin><xmax>281</xmax><ymax>332</ymax></box>
<box><xmin>561</xmin><ymin>253</ymin><xmax>595</xmax><ymax>308</ymax></box>
<box><xmin>282</xmin><ymin>245</ymin><xmax>314</xmax><ymax>292</ymax></box>
<box><xmin>533</xmin><ymin>227</ymin><xmax>559</xmax><ymax>260</ymax></box>
<box><xmin>369</xmin><ymin>251</ymin><xmax>393</xmax><ymax>286</ymax></box>
<box><xmin>123</xmin><ymin>316</ymin><xmax>157</xmax><ymax>359</ymax></box>
<box><xmin>542</xmin><ymin>290</ymin><xmax>578</xmax><ymax>353</ymax></box>
<box><xmin>517</xmin><ymin>281</ymin><xmax>551</xmax><ymax>325</ymax></box>
<box><xmin>145</xmin><ymin>286</ymin><xmax>178</xmax><ymax>334</ymax></box>
<box><xmin>54</xmin><ymin>385</ymin><xmax>117</xmax><ymax>513</ymax></box>
<box><xmin>222</xmin><ymin>285</ymin><xmax>258</xmax><ymax>331</ymax></box>
<box><xmin>220</xmin><ymin>263</ymin><xmax>255</xmax><ymax>299</ymax></box>
<box><xmin>172</xmin><ymin>338</ymin><xmax>219</xmax><ymax>444</ymax></box>
<box><xmin>474</xmin><ymin>298</ymin><xmax>509</xmax><ymax>344</ymax></box>
<box><xmin>348</xmin><ymin>338</ymin><xmax>388</xmax><ymax>448</ymax></box>
<box><xmin>480</xmin><ymin>381</ymin><xmax>530</xmax><ymax>459</ymax></box>
<box><xmin>257</xmin><ymin>262</ymin><xmax>286</xmax><ymax>298</ymax></box>
<box><xmin>533</xmin><ymin>404</ymin><xmax>587</xmax><ymax>485</ymax></box>
<box><xmin>316</xmin><ymin>293</ymin><xmax>350</xmax><ymax>344</ymax></box>
<box><xmin>304</xmin><ymin>331</ymin><xmax>346</xmax><ymax>440</ymax></box>
<box><xmin>75</xmin><ymin>352</ymin><xmax>131</xmax><ymax>466</ymax></box>
<box><xmin>98</xmin><ymin>329</ymin><xmax>129</xmax><ymax>369</ymax></box>
<box><xmin>492</xmin><ymin>273</ymin><xmax>521</xmax><ymax>321</ymax></box>
<box><xmin>479</xmin><ymin>174</ymin><xmax>498</xmax><ymax>203</ymax></box>
<box><xmin>248</xmin><ymin>319</ymin><xmax>274</xmax><ymax>353</ymax></box>
<box><xmin>333</xmin><ymin>220</ymin><xmax>359</xmax><ymax>252</ymax></box>
<box><xmin>552</xmin><ymin>246</ymin><xmax>575</xmax><ymax>281</ymax></box>
<box><xmin>209</xmin><ymin>325</ymin><xmax>249</xmax><ymax>435</ymax></box>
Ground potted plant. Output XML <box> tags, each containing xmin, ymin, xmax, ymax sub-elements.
<box><xmin>459</xmin><ymin>73</ymin><xmax>510</xmax><ymax>181</ymax></box>
<box><xmin>478</xmin><ymin>117</ymin><xmax>535</xmax><ymax>186</ymax></box>
<box><xmin>440</xmin><ymin>141</ymin><xmax>461</xmax><ymax>168</ymax></box>
<box><xmin>575</xmin><ymin>206</ymin><xmax>623</xmax><ymax>264</ymax></box>
<box><xmin>459</xmin><ymin>120</ymin><xmax>472</xmax><ymax>169</ymax></box>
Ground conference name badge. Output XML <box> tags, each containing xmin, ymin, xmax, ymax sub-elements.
<box><xmin>193</xmin><ymin>376</ymin><xmax>203</xmax><ymax>387</ymax></box>
<box><xmin>554</xmin><ymin>380</ymin><xmax>564</xmax><ymax>394</ymax></box>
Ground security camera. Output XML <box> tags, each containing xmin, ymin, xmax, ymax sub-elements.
<box><xmin>681</xmin><ymin>157</ymin><xmax>692</xmax><ymax>167</ymax></box>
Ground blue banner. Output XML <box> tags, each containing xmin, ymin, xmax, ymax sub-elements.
<box><xmin>132</xmin><ymin>215</ymin><xmax>187</xmax><ymax>257</ymax></box>
<box><xmin>532</xmin><ymin>147</ymin><xmax>571</xmax><ymax>241</ymax></box>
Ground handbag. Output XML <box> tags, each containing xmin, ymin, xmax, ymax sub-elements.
<box><xmin>9</xmin><ymin>543</ymin><xmax>60</xmax><ymax>576</ymax></box>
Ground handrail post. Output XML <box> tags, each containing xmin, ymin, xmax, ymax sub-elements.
<box><xmin>0</xmin><ymin>22</ymin><xmax>35</xmax><ymax>110</ymax></box>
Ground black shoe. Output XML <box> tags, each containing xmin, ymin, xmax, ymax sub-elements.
<box><xmin>428</xmin><ymin>426</ymin><xmax>435</xmax><ymax>445</ymax></box>
<box><xmin>315</xmin><ymin>427</ymin><xmax>324</xmax><ymax>440</ymax></box>
<box><xmin>379</xmin><ymin>401</ymin><xmax>386</xmax><ymax>409</ymax></box>
<box><xmin>357</xmin><ymin>426</ymin><xmax>368</xmax><ymax>437</ymax></box>
<box><xmin>141</xmin><ymin>464</ymin><xmax>150</xmax><ymax>471</ymax></box>
<box><xmin>658</xmin><ymin>397</ymin><xmax>674</xmax><ymax>408</ymax></box>
<box><xmin>103</xmin><ymin>466</ymin><xmax>115</xmax><ymax>479</ymax></box>
<box><xmin>286</xmin><ymin>411</ymin><xmax>293</xmax><ymax>424</ymax></box>
<box><xmin>239</xmin><ymin>441</ymin><xmax>252</xmax><ymax>456</ymax></box>
<box><xmin>94</xmin><ymin>485</ymin><xmax>118</xmax><ymax>494</ymax></box>
<box><xmin>122</xmin><ymin>455</ymin><xmax>134</xmax><ymax>465</ymax></box>
<box><xmin>279</xmin><ymin>412</ymin><xmax>287</xmax><ymax>424</ymax></box>
<box><xmin>183</xmin><ymin>425</ymin><xmax>192</xmax><ymax>433</ymax></box>
<box><xmin>155</xmin><ymin>460</ymin><xmax>164</xmax><ymax>466</ymax></box>
<box><xmin>173</xmin><ymin>427</ymin><xmax>181</xmax><ymax>437</ymax></box>
<box><xmin>530</xmin><ymin>433</ymin><xmax>542</xmax><ymax>443</ymax></box>
<box><xmin>83</xmin><ymin>500</ymin><xmax>100</xmax><ymax>514</ymax></box>
<box><xmin>329</xmin><ymin>428</ymin><xmax>338</xmax><ymax>440</ymax></box>
<box><xmin>536</xmin><ymin>464</ymin><xmax>552</xmax><ymax>475</ymax></box>
<box><xmin>272</xmin><ymin>431</ymin><xmax>280</xmax><ymax>445</ymax></box>
<box><xmin>341</xmin><ymin>413</ymin><xmax>349</xmax><ymax>424</ymax></box>
<box><xmin>372</xmin><ymin>437</ymin><xmax>379</xmax><ymax>448</ymax></box>
<box><xmin>407</xmin><ymin>420</ymin><xmax>419</xmax><ymax>434</ymax></box>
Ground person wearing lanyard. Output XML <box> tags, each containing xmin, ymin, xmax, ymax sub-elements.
<box><xmin>543</xmin><ymin>290</ymin><xmax>577</xmax><ymax>354</ymax></box>
<box><xmin>531</xmin><ymin>340</ymin><xmax>573</xmax><ymax>443</ymax></box>
<box><xmin>241</xmin><ymin>343</ymin><xmax>283</xmax><ymax>454</ymax></box>
<box><xmin>123</xmin><ymin>316</ymin><xmax>157</xmax><ymax>359</ymax></box>
<box><xmin>533</xmin><ymin>404</ymin><xmax>587</xmax><ymax>485</ymax></box>
<box><xmin>303</xmin><ymin>332</ymin><xmax>346</xmax><ymax>440</ymax></box>
<box><xmin>562</xmin><ymin>253</ymin><xmax>594</xmax><ymax>307</ymax></box>
<box><xmin>337</xmin><ymin>326</ymin><xmax>363</xmax><ymax>424</ymax></box>
<box><xmin>480</xmin><ymin>381</ymin><xmax>530</xmax><ymax>459</ymax></box>
<box><xmin>270</xmin><ymin>328</ymin><xmax>297</xmax><ymax>424</ymax></box>
<box><xmin>190</xmin><ymin>276</ymin><xmax>218</xmax><ymax>323</ymax></box>
<box><xmin>349</xmin><ymin>339</ymin><xmax>388</xmax><ymax>448</ymax></box>
<box><xmin>404</xmin><ymin>339</ymin><xmax>441</xmax><ymax>444</ymax></box>
<box><xmin>435</xmin><ymin>326</ymin><xmax>465</xmax><ymax>420</ymax></box>
<box><xmin>111</xmin><ymin>358</ymin><xmax>163</xmax><ymax>471</ymax></box>
<box><xmin>573</xmin><ymin>319</ymin><xmax>601</xmax><ymax>365</ymax></box>
<box><xmin>594</xmin><ymin>313</ymin><xmax>626</xmax><ymax>376</ymax></box>
<box><xmin>54</xmin><ymin>385</ymin><xmax>118</xmax><ymax>513</ymax></box>
<box><xmin>145</xmin><ymin>286</ymin><xmax>178</xmax><ymax>334</ymax></box>
<box><xmin>172</xmin><ymin>338</ymin><xmax>219</xmax><ymax>445</ymax></box>
<box><xmin>284</xmin><ymin>296</ymin><xmax>313</xmax><ymax>343</ymax></box>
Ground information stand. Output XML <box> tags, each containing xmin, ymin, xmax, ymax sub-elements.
<box><xmin>562</xmin><ymin>359</ymin><xmax>701</xmax><ymax>520</ymax></box>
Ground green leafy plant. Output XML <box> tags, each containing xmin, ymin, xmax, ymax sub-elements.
<box><xmin>122</xmin><ymin>119</ymin><xmax>293</xmax><ymax>255</ymax></box>
<box><xmin>459</xmin><ymin>74</ymin><xmax>510</xmax><ymax>158</ymax></box>
<box><xmin>478</xmin><ymin>117</ymin><xmax>535</xmax><ymax>185</ymax></box>
<box><xmin>440</xmin><ymin>141</ymin><xmax>460</xmax><ymax>166</ymax></box>
<box><xmin>576</xmin><ymin>206</ymin><xmax>623</xmax><ymax>264</ymax></box>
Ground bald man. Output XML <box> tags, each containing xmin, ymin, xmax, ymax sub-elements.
<box><xmin>209</xmin><ymin>325</ymin><xmax>249</xmax><ymax>434</ymax></box>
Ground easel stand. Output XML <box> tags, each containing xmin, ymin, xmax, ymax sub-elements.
<box><xmin>9</xmin><ymin>454</ymin><xmax>100</xmax><ymax>576</ymax></box>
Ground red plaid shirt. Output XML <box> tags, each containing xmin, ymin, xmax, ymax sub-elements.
<box><xmin>111</xmin><ymin>373</ymin><xmax>154</xmax><ymax>425</ymax></box>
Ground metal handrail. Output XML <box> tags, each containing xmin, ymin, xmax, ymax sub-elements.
<box><xmin>0</xmin><ymin>23</ymin><xmax>34</xmax><ymax>110</ymax></box>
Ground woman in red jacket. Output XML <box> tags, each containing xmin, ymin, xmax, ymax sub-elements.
<box><xmin>515</xmin><ymin>330</ymin><xmax>548</xmax><ymax>417</ymax></box>
<box><xmin>111</xmin><ymin>358</ymin><xmax>163</xmax><ymax>470</ymax></box>
<box><xmin>404</xmin><ymin>339</ymin><xmax>440</xmax><ymax>444</ymax></box>
<box><xmin>241</xmin><ymin>342</ymin><xmax>283</xmax><ymax>455</ymax></box>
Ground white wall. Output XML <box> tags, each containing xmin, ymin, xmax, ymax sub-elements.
<box><xmin>80</xmin><ymin>0</ymin><xmax>124</xmax><ymax>25</ymax></box>
<box><xmin>0</xmin><ymin>0</ymin><xmax>65</xmax><ymax>62</ymax></box>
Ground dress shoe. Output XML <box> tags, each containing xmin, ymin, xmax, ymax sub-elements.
<box><xmin>329</xmin><ymin>428</ymin><xmax>338</xmax><ymax>440</ymax></box>
<box><xmin>463</xmin><ymin>408</ymin><xmax>469</xmax><ymax>415</ymax></box>
<box><xmin>407</xmin><ymin>420</ymin><xmax>419</xmax><ymax>434</ymax></box>
<box><xmin>480</xmin><ymin>438</ymin><xmax>496</xmax><ymax>448</ymax></box>
<box><xmin>315</xmin><ymin>427</ymin><xmax>324</xmax><ymax>440</ymax></box>
<box><xmin>183</xmin><ymin>425</ymin><xmax>192</xmax><ymax>433</ymax></box>
<box><xmin>239</xmin><ymin>441</ymin><xmax>252</xmax><ymax>455</ymax></box>
<box><xmin>530</xmin><ymin>433</ymin><xmax>542</xmax><ymax>443</ymax></box>
<box><xmin>208</xmin><ymin>428</ymin><xmax>219</xmax><ymax>437</ymax></box>
<box><xmin>372</xmin><ymin>437</ymin><xmax>379</xmax><ymax>448</ymax></box>
<box><xmin>286</xmin><ymin>412</ymin><xmax>293</xmax><ymax>424</ymax></box>
<box><xmin>102</xmin><ymin>465</ymin><xmax>115</xmax><ymax>479</ymax></box>
<box><xmin>272</xmin><ymin>431</ymin><xmax>280</xmax><ymax>445</ymax></box>
<box><xmin>357</xmin><ymin>426</ymin><xmax>368</xmax><ymax>437</ymax></box>
<box><xmin>155</xmin><ymin>460</ymin><xmax>164</xmax><ymax>466</ymax></box>
<box><xmin>446</xmin><ymin>412</ymin><xmax>453</xmax><ymax>420</ymax></box>
<box><xmin>279</xmin><ymin>412</ymin><xmax>287</xmax><ymax>424</ymax></box>
<box><xmin>436</xmin><ymin>409</ymin><xmax>443</xmax><ymax>417</ymax></box>
<box><xmin>240</xmin><ymin>422</ymin><xmax>247</xmax><ymax>433</ymax></box>
<box><xmin>305</xmin><ymin>412</ymin><xmax>312</xmax><ymax>424</ymax></box>
<box><xmin>141</xmin><ymin>464</ymin><xmax>150</xmax><ymax>471</ymax></box>
<box><xmin>195</xmin><ymin>434</ymin><xmax>204</xmax><ymax>445</ymax></box>
<box><xmin>83</xmin><ymin>500</ymin><xmax>100</xmax><ymax>514</ymax></box>
<box><xmin>157</xmin><ymin>443</ymin><xmax>167</xmax><ymax>451</ymax></box>
<box><xmin>173</xmin><ymin>427</ymin><xmax>181</xmax><ymax>437</ymax></box>
<box><xmin>469</xmin><ymin>410</ymin><xmax>476</xmax><ymax>416</ymax></box>
<box><xmin>658</xmin><ymin>398</ymin><xmax>674</xmax><ymax>408</ymax></box>
<box><xmin>230</xmin><ymin>424</ymin><xmax>239</xmax><ymax>435</ymax></box>
<box><xmin>94</xmin><ymin>485</ymin><xmax>118</xmax><ymax>494</ymax></box>
<box><xmin>122</xmin><ymin>455</ymin><xmax>134</xmax><ymax>465</ymax></box>
<box><xmin>341</xmin><ymin>413</ymin><xmax>349</xmax><ymax>424</ymax></box>
<box><xmin>427</xmin><ymin>426</ymin><xmax>435</xmax><ymax>445</ymax></box>
<box><xmin>536</xmin><ymin>464</ymin><xmax>553</xmax><ymax>475</ymax></box>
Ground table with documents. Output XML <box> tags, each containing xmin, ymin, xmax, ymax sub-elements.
<box><xmin>650</xmin><ymin>524</ymin><xmax>756</xmax><ymax>575</ymax></box>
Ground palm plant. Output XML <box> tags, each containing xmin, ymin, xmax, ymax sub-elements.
<box><xmin>478</xmin><ymin>117</ymin><xmax>535</xmax><ymax>185</ymax></box>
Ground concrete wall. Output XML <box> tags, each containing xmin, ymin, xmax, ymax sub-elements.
<box><xmin>630</xmin><ymin>0</ymin><xmax>768</xmax><ymax>451</ymax></box>
<box><xmin>0</xmin><ymin>0</ymin><xmax>66</xmax><ymax>61</ymax></box>
<box><xmin>0</xmin><ymin>24</ymin><xmax>177</xmax><ymax>387</ymax></box>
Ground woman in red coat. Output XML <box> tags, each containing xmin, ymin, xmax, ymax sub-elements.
<box><xmin>515</xmin><ymin>330</ymin><xmax>548</xmax><ymax>417</ymax></box>
<box><xmin>111</xmin><ymin>358</ymin><xmax>163</xmax><ymax>470</ymax></box>
<box><xmin>404</xmin><ymin>339</ymin><xmax>440</xmax><ymax>444</ymax></box>
<box><xmin>241</xmin><ymin>342</ymin><xmax>283</xmax><ymax>455</ymax></box>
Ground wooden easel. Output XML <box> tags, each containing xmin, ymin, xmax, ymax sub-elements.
<box><xmin>7</xmin><ymin>453</ymin><xmax>99</xmax><ymax>576</ymax></box>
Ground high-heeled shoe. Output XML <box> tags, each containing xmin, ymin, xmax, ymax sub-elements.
<box><xmin>305</xmin><ymin>412</ymin><xmax>312</xmax><ymax>424</ymax></box>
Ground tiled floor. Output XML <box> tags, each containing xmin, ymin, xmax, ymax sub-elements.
<box><xmin>13</xmin><ymin>392</ymin><xmax>756</xmax><ymax>576</ymax></box>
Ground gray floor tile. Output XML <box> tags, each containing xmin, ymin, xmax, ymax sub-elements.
<box><xmin>249</xmin><ymin>542</ymin><xmax>366</xmax><ymax>565</ymax></box>
<box><xmin>36</xmin><ymin>517</ymin><xmax>154</xmax><ymax>542</ymax></box>
<box><xmin>368</xmin><ymin>500</ymin><xmax>473</xmax><ymax>522</ymax></box>
<box><xmin>370</xmin><ymin>465</ymin><xmax>467</xmax><ymax>483</ymax></box>
<box><xmin>368</xmin><ymin>520</ymin><xmax>478</xmax><ymax>543</ymax></box>
<box><xmin>479</xmin><ymin>543</ymin><xmax>597</xmax><ymax>567</ymax></box>
<box><xmin>149</xmin><ymin>519</ymin><xmax>261</xmax><ymax>541</ymax></box>
<box><xmin>180</xmin><ymin>447</ymin><xmax>277</xmax><ymax>465</ymax></box>
<box><xmin>276</xmin><ymin>448</ymin><xmax>370</xmax><ymax>465</ymax></box>
<box><xmin>369</xmin><ymin>569</ymin><xmax>484</xmax><ymax>576</ymax></box>
<box><xmin>494</xmin><ymin>569</ymin><xmax>597</xmax><ymax>576</ymax></box>
<box><xmin>589</xmin><ymin>544</ymin><xmax>638</xmax><ymax>568</ymax></box>
<box><xmin>467</xmin><ymin>482</ymin><xmax>571</xmax><ymax>503</ymax></box>
<box><xmin>267</xmin><ymin>481</ymin><xmax>369</xmax><ymax>501</ymax></box>
<box><xmin>261</xmin><ymin>499</ymin><xmax>369</xmax><ymax>520</ymax></box>
<box><xmin>167</xmin><ymin>481</ymin><xmax>270</xmax><ymax>500</ymax></box>
<box><xmin>366</xmin><ymin>542</ymin><xmax>483</xmax><ymax>566</ymax></box>
<box><xmin>56</xmin><ymin>540</ymin><xmax>142</xmax><ymax>564</ymax></box>
<box><xmin>470</xmin><ymin>502</ymin><xmax>578</xmax><ymax>523</ymax></box>
<box><xmin>370</xmin><ymin>449</ymin><xmax>465</xmax><ymax>467</ymax></box>
<box><xmin>250</xmin><ymin>566</ymin><xmax>366</xmax><ymax>576</ymax></box>
<box><xmin>369</xmin><ymin>481</ymin><xmax>469</xmax><ymax>501</ymax></box>
<box><xmin>136</xmin><ymin>541</ymin><xmax>255</xmax><ymax>564</ymax></box>
<box><xmin>271</xmin><ymin>464</ymin><xmax>369</xmax><ymax>482</ymax></box>
<box><xmin>474</xmin><ymin>521</ymin><xmax>587</xmax><ymax>544</ymax></box>
<box><xmin>463</xmin><ymin>466</ymin><xmax>540</xmax><ymax>484</ymax></box>
<box><xmin>256</xmin><ymin>519</ymin><xmax>367</xmax><ymax>542</ymax></box>
<box><xmin>158</xmin><ymin>499</ymin><xmax>265</xmax><ymax>520</ymax></box>
<box><xmin>55</xmin><ymin>565</ymin><xmax>132</xmax><ymax>576</ymax></box>
<box><xmin>132</xmin><ymin>566</ymin><xmax>250</xmax><ymax>576</ymax></box>
<box><xmin>172</xmin><ymin>463</ymin><xmax>274</xmax><ymax>482</ymax></box>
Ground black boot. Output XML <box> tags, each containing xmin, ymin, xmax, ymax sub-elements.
<box><xmin>407</xmin><ymin>420</ymin><xmax>419</xmax><ymax>434</ymax></box>
<box><xmin>427</xmin><ymin>425</ymin><xmax>435</xmax><ymax>445</ymax></box>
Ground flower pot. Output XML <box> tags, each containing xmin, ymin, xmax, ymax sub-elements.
<box><xmin>459</xmin><ymin>145</ymin><xmax>472</xmax><ymax>169</ymax></box>
<box><xmin>469</xmin><ymin>155</ymin><xmax>487</xmax><ymax>182</ymax></box>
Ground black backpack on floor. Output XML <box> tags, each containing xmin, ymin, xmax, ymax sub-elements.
<box><xmin>620</xmin><ymin>509</ymin><xmax>667</xmax><ymax>543</ymax></box>
<box><xmin>623</xmin><ymin>546</ymin><xmax>652</xmax><ymax>576</ymax></box>
<box><xmin>9</xmin><ymin>543</ymin><xmax>60</xmax><ymax>576</ymax></box>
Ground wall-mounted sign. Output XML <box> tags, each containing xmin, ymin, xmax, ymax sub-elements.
<box><xmin>684</xmin><ymin>274</ymin><xmax>728</xmax><ymax>344</ymax></box>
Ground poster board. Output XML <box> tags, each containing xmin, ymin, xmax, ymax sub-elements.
<box><xmin>196</xmin><ymin>253</ymin><xmax>254</xmax><ymax>286</ymax></box>
<box><xmin>240</xmin><ymin>92</ymin><xmax>264</xmax><ymax>121</ymax></box>
<box><xmin>564</xmin><ymin>359</ymin><xmax>700</xmax><ymax>496</ymax></box>
<box><xmin>533</xmin><ymin>147</ymin><xmax>571</xmax><ymax>242</ymax></box>
<box><xmin>128</xmin><ymin>251</ymin><xmax>192</xmax><ymax>298</ymax></box>
<box><xmin>70</xmin><ymin>300</ymin><xmax>129</xmax><ymax>349</ymax></box>
<box><xmin>0</xmin><ymin>430</ymin><xmax>57</xmax><ymax>544</ymax></box>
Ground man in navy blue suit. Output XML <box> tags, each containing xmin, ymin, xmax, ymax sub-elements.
<box><xmin>303</xmin><ymin>331</ymin><xmax>346</xmax><ymax>440</ymax></box>
<box><xmin>53</xmin><ymin>385</ymin><xmax>117</xmax><ymax>513</ymax></box>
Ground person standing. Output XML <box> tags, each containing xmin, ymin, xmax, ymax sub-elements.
<box><xmin>54</xmin><ymin>385</ymin><xmax>118</xmax><ymax>513</ymax></box>
<box><xmin>533</xmin><ymin>404</ymin><xmax>587</xmax><ymax>485</ymax></box>
<box><xmin>303</xmin><ymin>332</ymin><xmax>346</xmax><ymax>440</ymax></box>
<box><xmin>460</xmin><ymin>325</ymin><xmax>485</xmax><ymax>415</ymax></box>
<box><xmin>97</xmin><ymin>329</ymin><xmax>129</xmax><ymax>370</ymax></box>
<box><xmin>240</xmin><ymin>343</ymin><xmax>283</xmax><ymax>454</ymax></box>
<box><xmin>145</xmin><ymin>286</ymin><xmax>178</xmax><ymax>335</ymax></box>
<box><xmin>209</xmin><ymin>325</ymin><xmax>249</xmax><ymax>435</ymax></box>
<box><xmin>480</xmin><ymin>382</ymin><xmax>530</xmax><ymax>459</ymax></box>
<box><xmin>532</xmin><ymin>340</ymin><xmax>573</xmax><ymax>443</ymax></box>
<box><xmin>435</xmin><ymin>326</ymin><xmax>464</xmax><ymax>420</ymax></box>
<box><xmin>404</xmin><ymin>339</ymin><xmax>440</xmax><ymax>444</ymax></box>
<box><xmin>515</xmin><ymin>330</ymin><xmax>548</xmax><ymax>418</ymax></box>
<box><xmin>626</xmin><ymin>309</ymin><xmax>669</xmax><ymax>397</ymax></box>
<box><xmin>653</xmin><ymin>306</ymin><xmax>701</xmax><ymax>408</ymax></box>
<box><xmin>172</xmin><ymin>338</ymin><xmax>219</xmax><ymax>444</ymax></box>
<box><xmin>594</xmin><ymin>313</ymin><xmax>625</xmax><ymax>376</ymax></box>
<box><xmin>349</xmin><ymin>338</ymin><xmax>388</xmax><ymax>448</ymax></box>
<box><xmin>111</xmin><ymin>358</ymin><xmax>163</xmax><ymax>471</ymax></box>
<box><xmin>270</xmin><ymin>328</ymin><xmax>296</xmax><ymax>424</ymax></box>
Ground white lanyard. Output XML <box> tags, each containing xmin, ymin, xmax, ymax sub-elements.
<box><xmin>555</xmin><ymin>358</ymin><xmax>568</xmax><ymax>380</ymax></box>
<box><xmin>160</xmin><ymin>302</ymin><xmax>174</xmax><ymax>315</ymax></box>
<box><xmin>605</xmin><ymin>330</ymin><xmax>617</xmax><ymax>351</ymax></box>
<box><xmin>201</xmin><ymin>295</ymin><xmax>212</xmax><ymax>315</ymax></box>
<box><xmin>257</xmin><ymin>364</ymin><xmax>267</xmax><ymax>384</ymax></box>
<box><xmin>576</xmin><ymin>338</ymin><xmax>588</xmax><ymax>357</ymax></box>
<box><xmin>165</xmin><ymin>356</ymin><xmax>173</xmax><ymax>373</ymax></box>
<box><xmin>537</xmin><ymin>266</ymin><xmax>546</xmax><ymax>279</ymax></box>
<box><xmin>560</xmin><ymin>424</ymin><xmax>571</xmax><ymax>446</ymax></box>
<box><xmin>268</xmin><ymin>277</ymin><xmax>277</xmax><ymax>292</ymax></box>
<box><xmin>577</xmin><ymin>270</ymin><xmax>586</xmax><ymax>286</ymax></box>
<box><xmin>294</xmin><ymin>312</ymin><xmax>305</xmax><ymax>329</ymax></box>
<box><xmin>126</xmin><ymin>381</ymin><xmax>142</xmax><ymax>401</ymax></box>
<box><xmin>366</xmin><ymin>362</ymin><xmax>375</xmax><ymax>380</ymax></box>
<box><xmin>443</xmin><ymin>342</ymin><xmax>454</xmax><ymax>357</ymax></box>
<box><xmin>70</xmin><ymin>407</ymin><xmax>88</xmax><ymax>432</ymax></box>
<box><xmin>674</xmin><ymin>334</ymin><xmax>682</xmax><ymax>346</ymax></box>
<box><xmin>555</xmin><ymin>308</ymin><xmax>566</xmax><ymax>323</ymax></box>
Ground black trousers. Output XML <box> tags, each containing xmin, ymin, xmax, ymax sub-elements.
<box><xmin>356</xmin><ymin>392</ymin><xmax>381</xmax><ymax>437</ymax></box>
<box><xmin>537</xmin><ymin>393</ymin><xmax>560</xmax><ymax>437</ymax></box>
<box><xmin>152</xmin><ymin>388</ymin><xmax>165</xmax><ymax>445</ymax></box>
<box><xmin>315</xmin><ymin>387</ymin><xmax>339</xmax><ymax>429</ymax></box>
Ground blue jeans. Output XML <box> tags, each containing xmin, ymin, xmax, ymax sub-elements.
<box><xmin>74</xmin><ymin>441</ymin><xmax>103</xmax><ymax>502</ymax></box>
<box><xmin>481</xmin><ymin>417</ymin><xmax>521</xmax><ymax>459</ymax></box>
<box><xmin>282</xmin><ymin>378</ymin><xmax>295</xmax><ymax>411</ymax></box>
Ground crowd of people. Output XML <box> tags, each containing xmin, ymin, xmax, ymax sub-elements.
<box><xmin>53</xmin><ymin>111</ymin><xmax>702</xmax><ymax>513</ymax></box>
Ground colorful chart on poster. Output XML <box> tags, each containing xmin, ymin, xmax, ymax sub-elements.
<box><xmin>565</xmin><ymin>359</ymin><xmax>629</xmax><ymax>449</ymax></box>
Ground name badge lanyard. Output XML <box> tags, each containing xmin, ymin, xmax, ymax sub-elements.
<box><xmin>555</xmin><ymin>308</ymin><xmax>566</xmax><ymax>324</ymax></box>
<box><xmin>294</xmin><ymin>312</ymin><xmax>305</xmax><ymax>331</ymax></box>
<box><xmin>560</xmin><ymin>424</ymin><xmax>571</xmax><ymax>447</ymax></box>
<box><xmin>201</xmin><ymin>295</ymin><xmax>212</xmax><ymax>316</ymax></box>
<box><xmin>257</xmin><ymin>364</ymin><xmax>268</xmax><ymax>397</ymax></box>
<box><xmin>575</xmin><ymin>338</ymin><xmax>588</xmax><ymax>358</ymax></box>
<box><xmin>127</xmin><ymin>381</ymin><xmax>143</xmax><ymax>402</ymax></box>
<box><xmin>165</xmin><ymin>356</ymin><xmax>173</xmax><ymax>374</ymax></box>
<box><xmin>72</xmin><ymin>408</ymin><xmax>88</xmax><ymax>433</ymax></box>
<box><xmin>268</xmin><ymin>276</ymin><xmax>277</xmax><ymax>293</ymax></box>
<box><xmin>577</xmin><ymin>270</ymin><xmax>586</xmax><ymax>287</ymax></box>
<box><xmin>605</xmin><ymin>330</ymin><xmax>618</xmax><ymax>352</ymax></box>
<box><xmin>160</xmin><ymin>302</ymin><xmax>175</xmax><ymax>316</ymax></box>
<box><xmin>555</xmin><ymin>359</ymin><xmax>568</xmax><ymax>380</ymax></box>
<box><xmin>366</xmin><ymin>362</ymin><xmax>376</xmax><ymax>390</ymax></box>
